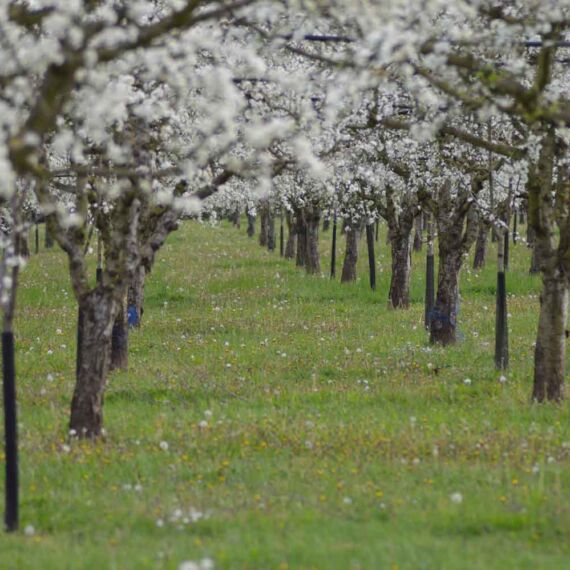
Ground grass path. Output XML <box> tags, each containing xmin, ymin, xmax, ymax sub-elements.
<box><xmin>1</xmin><ymin>220</ymin><xmax>569</xmax><ymax>569</ymax></box>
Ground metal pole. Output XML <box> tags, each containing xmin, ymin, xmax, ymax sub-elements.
<box><xmin>425</xmin><ymin>215</ymin><xmax>435</xmax><ymax>330</ymax></box>
<box><xmin>330</xmin><ymin>211</ymin><xmax>337</xmax><ymax>279</ymax></box>
<box><xmin>3</xmin><ymin>331</ymin><xmax>18</xmax><ymax>532</ymax></box>
<box><xmin>366</xmin><ymin>223</ymin><xmax>376</xmax><ymax>291</ymax></box>
<box><xmin>495</xmin><ymin>230</ymin><xmax>509</xmax><ymax>370</ymax></box>
<box><xmin>279</xmin><ymin>215</ymin><xmax>284</xmax><ymax>257</ymax></box>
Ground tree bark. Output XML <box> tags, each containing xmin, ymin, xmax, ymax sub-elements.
<box><xmin>229</xmin><ymin>209</ymin><xmax>240</xmax><ymax>228</ymax></box>
<box><xmin>430</xmin><ymin>250</ymin><xmax>462</xmax><ymax>345</ymax></box>
<box><xmin>295</xmin><ymin>211</ymin><xmax>307</xmax><ymax>267</ymax></box>
<box><xmin>259</xmin><ymin>207</ymin><xmax>269</xmax><ymax>247</ymax></box>
<box><xmin>285</xmin><ymin>213</ymin><xmax>296</xmax><ymax>259</ymax></box>
<box><xmin>473</xmin><ymin>223</ymin><xmax>488</xmax><ymax>270</ymax></box>
<box><xmin>532</xmin><ymin>275</ymin><xmax>568</xmax><ymax>402</ymax></box>
<box><xmin>305</xmin><ymin>209</ymin><xmax>321</xmax><ymax>274</ymax></box>
<box><xmin>45</xmin><ymin>224</ymin><xmax>54</xmax><ymax>249</ymax></box>
<box><xmin>389</xmin><ymin>232</ymin><xmax>412</xmax><ymax>308</ymax></box>
<box><xmin>413</xmin><ymin>217</ymin><xmax>423</xmax><ymax>252</ymax></box>
<box><xmin>70</xmin><ymin>291</ymin><xmax>117</xmax><ymax>438</ymax></box>
<box><xmin>247</xmin><ymin>213</ymin><xmax>255</xmax><ymax>237</ymax></box>
<box><xmin>341</xmin><ymin>225</ymin><xmax>359</xmax><ymax>283</ymax></box>
<box><xmin>267</xmin><ymin>212</ymin><xmax>276</xmax><ymax>252</ymax></box>
<box><xmin>110</xmin><ymin>295</ymin><xmax>128</xmax><ymax>371</ymax></box>
<box><xmin>19</xmin><ymin>235</ymin><xmax>29</xmax><ymax>258</ymax></box>
<box><xmin>127</xmin><ymin>264</ymin><xmax>145</xmax><ymax>327</ymax></box>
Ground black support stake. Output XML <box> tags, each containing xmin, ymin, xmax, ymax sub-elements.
<box><xmin>425</xmin><ymin>216</ymin><xmax>435</xmax><ymax>330</ymax></box>
<box><xmin>279</xmin><ymin>216</ymin><xmax>284</xmax><ymax>257</ymax></box>
<box><xmin>366</xmin><ymin>223</ymin><xmax>376</xmax><ymax>291</ymax></box>
<box><xmin>34</xmin><ymin>225</ymin><xmax>39</xmax><ymax>255</ymax></box>
<box><xmin>504</xmin><ymin>220</ymin><xmax>510</xmax><ymax>270</ymax></box>
<box><xmin>330</xmin><ymin>213</ymin><xmax>337</xmax><ymax>279</ymax></box>
<box><xmin>495</xmin><ymin>232</ymin><xmax>509</xmax><ymax>370</ymax></box>
<box><xmin>3</xmin><ymin>332</ymin><xmax>18</xmax><ymax>532</ymax></box>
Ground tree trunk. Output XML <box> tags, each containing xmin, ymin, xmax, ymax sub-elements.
<box><xmin>530</xmin><ymin>247</ymin><xmax>540</xmax><ymax>274</ymax></box>
<box><xmin>230</xmin><ymin>209</ymin><xmax>240</xmax><ymax>228</ymax></box>
<box><xmin>473</xmin><ymin>223</ymin><xmax>488</xmax><ymax>269</ymax></box>
<box><xmin>267</xmin><ymin>213</ymin><xmax>276</xmax><ymax>252</ymax></box>
<box><xmin>341</xmin><ymin>225</ymin><xmax>359</xmax><ymax>283</ymax></box>
<box><xmin>247</xmin><ymin>214</ymin><xmax>255</xmax><ymax>237</ymax></box>
<box><xmin>110</xmin><ymin>295</ymin><xmax>128</xmax><ymax>371</ymax></box>
<box><xmin>127</xmin><ymin>265</ymin><xmax>145</xmax><ymax>327</ymax></box>
<box><xmin>532</xmin><ymin>274</ymin><xmax>568</xmax><ymax>402</ymax></box>
<box><xmin>413</xmin><ymin>217</ymin><xmax>423</xmax><ymax>252</ymax></box>
<box><xmin>430</xmin><ymin>251</ymin><xmax>462</xmax><ymax>345</ymax></box>
<box><xmin>305</xmin><ymin>210</ymin><xmax>321</xmax><ymax>274</ymax></box>
<box><xmin>19</xmin><ymin>235</ymin><xmax>29</xmax><ymax>258</ymax></box>
<box><xmin>70</xmin><ymin>291</ymin><xmax>116</xmax><ymax>438</ymax></box>
<box><xmin>285</xmin><ymin>213</ymin><xmax>296</xmax><ymax>259</ymax></box>
<box><xmin>45</xmin><ymin>224</ymin><xmax>54</xmax><ymax>249</ymax></box>
<box><xmin>389</xmin><ymin>232</ymin><xmax>412</xmax><ymax>308</ymax></box>
<box><xmin>295</xmin><ymin>212</ymin><xmax>307</xmax><ymax>267</ymax></box>
<box><xmin>259</xmin><ymin>208</ymin><xmax>269</xmax><ymax>247</ymax></box>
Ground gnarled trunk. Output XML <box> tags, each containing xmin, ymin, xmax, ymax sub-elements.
<box><xmin>267</xmin><ymin>213</ymin><xmax>276</xmax><ymax>251</ymax></box>
<box><xmin>532</xmin><ymin>274</ymin><xmax>568</xmax><ymax>402</ymax></box>
<box><xmin>341</xmin><ymin>225</ymin><xmax>359</xmax><ymax>283</ymax></box>
<box><xmin>413</xmin><ymin>217</ymin><xmax>422</xmax><ymax>252</ymax></box>
<box><xmin>389</xmin><ymin>232</ymin><xmax>412</xmax><ymax>308</ymax></box>
<box><xmin>247</xmin><ymin>214</ymin><xmax>255</xmax><ymax>237</ymax></box>
<box><xmin>285</xmin><ymin>213</ymin><xmax>296</xmax><ymax>259</ymax></box>
<box><xmin>305</xmin><ymin>209</ymin><xmax>321</xmax><ymax>274</ymax></box>
<box><xmin>229</xmin><ymin>209</ymin><xmax>240</xmax><ymax>228</ymax></box>
<box><xmin>295</xmin><ymin>212</ymin><xmax>307</xmax><ymax>267</ymax></box>
<box><xmin>127</xmin><ymin>264</ymin><xmax>145</xmax><ymax>327</ymax></box>
<box><xmin>473</xmin><ymin>223</ymin><xmax>488</xmax><ymax>270</ymax></box>
<box><xmin>71</xmin><ymin>290</ymin><xmax>116</xmax><ymax>438</ymax></box>
<box><xmin>45</xmin><ymin>224</ymin><xmax>54</xmax><ymax>249</ymax></box>
<box><xmin>259</xmin><ymin>208</ymin><xmax>269</xmax><ymax>247</ymax></box>
<box><xmin>430</xmin><ymin>250</ymin><xmax>462</xmax><ymax>345</ymax></box>
<box><xmin>110</xmin><ymin>295</ymin><xmax>128</xmax><ymax>371</ymax></box>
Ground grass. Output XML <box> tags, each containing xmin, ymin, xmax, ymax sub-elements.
<box><xmin>1</xmin><ymin>219</ymin><xmax>569</xmax><ymax>569</ymax></box>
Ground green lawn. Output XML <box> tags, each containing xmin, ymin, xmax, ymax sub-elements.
<box><xmin>1</xmin><ymin>219</ymin><xmax>569</xmax><ymax>569</ymax></box>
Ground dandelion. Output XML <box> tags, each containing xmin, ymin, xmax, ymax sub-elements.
<box><xmin>450</xmin><ymin>492</ymin><xmax>463</xmax><ymax>504</ymax></box>
<box><xmin>24</xmin><ymin>525</ymin><xmax>35</xmax><ymax>536</ymax></box>
<box><xmin>204</xmin><ymin>410</ymin><xmax>213</xmax><ymax>419</ymax></box>
<box><xmin>198</xmin><ymin>420</ymin><xmax>208</xmax><ymax>429</ymax></box>
<box><xmin>343</xmin><ymin>497</ymin><xmax>353</xmax><ymax>505</ymax></box>
<box><xmin>179</xmin><ymin>559</ymin><xmax>214</xmax><ymax>570</ymax></box>
<box><xmin>498</xmin><ymin>375</ymin><xmax>507</xmax><ymax>384</ymax></box>
<box><xmin>463</xmin><ymin>378</ymin><xmax>472</xmax><ymax>386</ymax></box>
<box><xmin>159</xmin><ymin>441</ymin><xmax>169</xmax><ymax>451</ymax></box>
